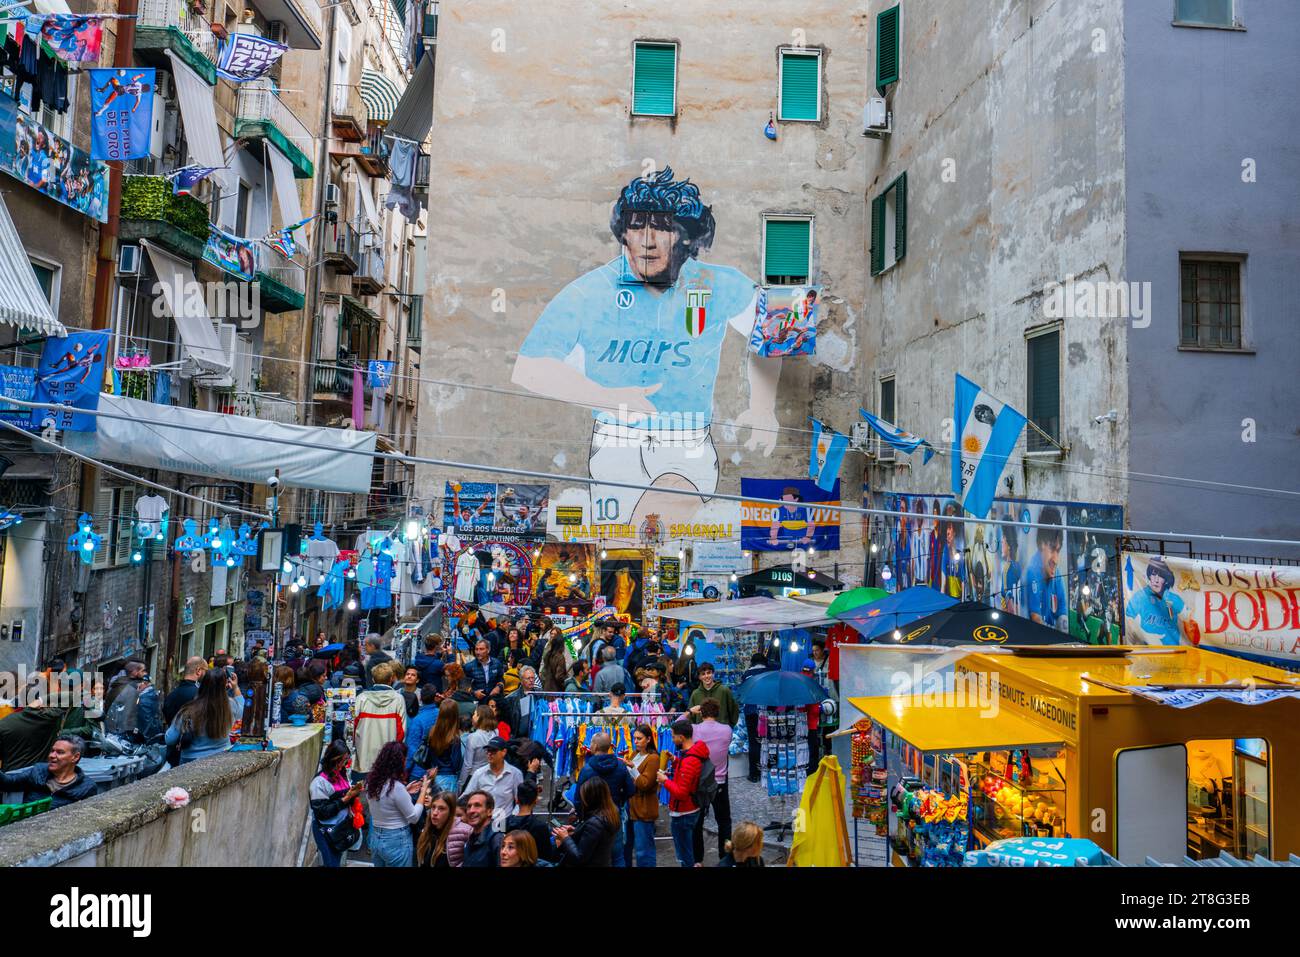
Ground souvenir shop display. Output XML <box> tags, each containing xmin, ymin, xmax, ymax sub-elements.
<box><xmin>323</xmin><ymin>687</ymin><xmax>356</xmax><ymax>749</ymax></box>
<box><xmin>850</xmin><ymin>717</ymin><xmax>888</xmax><ymax>834</ymax></box>
<box><xmin>760</xmin><ymin>707</ymin><xmax>807</xmax><ymax>797</ymax></box>
<box><xmin>890</xmin><ymin>778</ymin><xmax>971</xmax><ymax>867</ymax></box>
<box><xmin>708</xmin><ymin>628</ymin><xmax>765</xmax><ymax>689</ymax></box>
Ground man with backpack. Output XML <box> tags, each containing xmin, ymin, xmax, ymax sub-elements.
<box><xmin>657</xmin><ymin>718</ymin><xmax>716</xmax><ymax>867</ymax></box>
<box><xmin>102</xmin><ymin>659</ymin><xmax>163</xmax><ymax>744</ymax></box>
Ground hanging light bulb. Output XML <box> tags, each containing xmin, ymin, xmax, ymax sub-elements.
<box><xmin>568</xmin><ymin>573</ymin><xmax>577</xmax><ymax>584</ymax></box>
<box><xmin>789</xmin><ymin>639</ymin><xmax>799</xmax><ymax>652</ymax></box>
<box><xmin>990</xmin><ymin>611</ymin><xmax>1000</xmax><ymax>621</ymax></box>
<box><xmin>405</xmin><ymin>519</ymin><xmax>420</xmax><ymax>540</ymax></box>
<box><xmin>600</xmin><ymin>547</ymin><xmax>607</xmax><ymax>559</ymax></box>
<box><xmin>683</xmin><ymin>643</ymin><xmax>694</xmax><ymax>657</ymax></box>
<box><xmin>155</xmin><ymin>532</ymin><xmax>164</xmax><ymax>541</ymax></box>
<box><xmin>651</xmin><ymin>574</ymin><xmax>658</xmax><ymax>586</ymax></box>
<box><xmin>290</xmin><ymin>581</ymin><xmax>300</xmax><ymax>593</ymax></box>
<box><xmin>870</xmin><ymin>543</ymin><xmax>879</xmax><ymax>554</ymax></box>
<box><xmin>131</xmin><ymin>550</ymin><xmax>143</xmax><ymax>563</ymax></box>
<box><xmin>1081</xmin><ymin>584</ymin><xmax>1091</xmax><ymax>597</ymax></box>
<box><xmin>82</xmin><ymin>540</ymin><xmax>95</xmax><ymax>551</ymax></box>
<box><xmin>677</xmin><ymin>546</ymin><xmax>684</xmax><ymax>560</ymax></box>
<box><xmin>226</xmin><ymin>556</ymin><xmax>235</xmax><ymax>567</ymax></box>
<box><xmin>572</xmin><ymin>638</ymin><xmax>583</xmax><ymax>653</ymax></box>
<box><xmin>893</xmin><ymin>629</ymin><xmax>902</xmax><ymax>641</ymax></box>
<box><xmin>347</xmin><ymin>568</ymin><xmax>356</xmax><ymax>579</ymax></box>
<box><xmin>347</xmin><ymin>597</ymin><xmax>357</xmax><ymax>611</ymax></box>
<box><xmin>296</xmin><ymin>575</ymin><xmax>307</xmax><ymax>587</ymax></box>
<box><xmin>730</xmin><ymin>571</ymin><xmax>737</xmax><ymax>582</ymax></box>
<box><xmin>282</xmin><ymin>559</ymin><xmax>292</xmax><ymax>574</ymax></box>
<box><xmin>808</xmin><ymin>545</ymin><xmax>816</xmax><ymax>556</ymax></box>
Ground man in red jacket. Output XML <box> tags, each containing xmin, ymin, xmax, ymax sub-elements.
<box><xmin>658</xmin><ymin>719</ymin><xmax>710</xmax><ymax>867</ymax></box>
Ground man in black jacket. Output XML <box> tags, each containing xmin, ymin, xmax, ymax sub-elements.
<box><xmin>362</xmin><ymin>635</ymin><xmax>392</xmax><ymax>689</ymax></box>
<box><xmin>575</xmin><ymin>732</ymin><xmax>631</xmax><ymax>866</ymax></box>
<box><xmin>412</xmin><ymin>634</ymin><xmax>449</xmax><ymax>691</ymax></box>
<box><xmin>461</xmin><ymin>790</ymin><xmax>502</xmax><ymax>867</ymax></box>
<box><xmin>163</xmin><ymin>656</ymin><xmax>207</xmax><ymax>726</ymax></box>
<box><xmin>0</xmin><ymin>734</ymin><xmax>97</xmax><ymax>808</ymax></box>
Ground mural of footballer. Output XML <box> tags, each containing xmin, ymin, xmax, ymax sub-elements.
<box><xmin>512</xmin><ymin>167</ymin><xmax>780</xmax><ymax>527</ymax></box>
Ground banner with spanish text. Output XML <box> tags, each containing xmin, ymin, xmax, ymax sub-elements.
<box><xmin>1122</xmin><ymin>552</ymin><xmax>1300</xmax><ymax>667</ymax></box>
<box><xmin>740</xmin><ymin>477</ymin><xmax>840</xmax><ymax>553</ymax></box>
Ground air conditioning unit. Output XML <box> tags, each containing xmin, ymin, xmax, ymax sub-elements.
<box><xmin>266</xmin><ymin>21</ymin><xmax>287</xmax><ymax>43</ymax></box>
<box><xmin>197</xmin><ymin>323</ymin><xmax>238</xmax><ymax>389</ymax></box>
<box><xmin>118</xmin><ymin>244</ymin><xmax>141</xmax><ymax>276</ymax></box>
<box><xmin>324</xmin><ymin>183</ymin><xmax>341</xmax><ymax>207</ymax></box>
<box><xmin>850</xmin><ymin>421</ymin><xmax>872</xmax><ymax>453</ymax></box>
<box><xmin>862</xmin><ymin>97</ymin><xmax>891</xmax><ymax>138</ymax></box>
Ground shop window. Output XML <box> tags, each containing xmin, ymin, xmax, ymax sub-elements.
<box><xmin>763</xmin><ymin>217</ymin><xmax>812</xmax><ymax>285</ymax></box>
<box><xmin>632</xmin><ymin>41</ymin><xmax>677</xmax><ymax>117</ymax></box>
<box><xmin>1187</xmin><ymin>738</ymin><xmax>1269</xmax><ymax>860</ymax></box>
<box><xmin>1174</xmin><ymin>0</ymin><xmax>1238</xmax><ymax>28</ymax></box>
<box><xmin>778</xmin><ymin>49</ymin><xmax>821</xmax><ymax>122</ymax></box>
<box><xmin>1180</xmin><ymin>255</ymin><xmax>1243</xmax><ymax>349</ymax></box>
<box><xmin>1026</xmin><ymin>328</ymin><xmax>1060</xmax><ymax>451</ymax></box>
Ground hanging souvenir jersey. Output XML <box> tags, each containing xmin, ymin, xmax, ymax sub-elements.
<box><xmin>134</xmin><ymin>493</ymin><xmax>169</xmax><ymax>541</ymax></box>
<box><xmin>360</xmin><ymin>551</ymin><xmax>393</xmax><ymax>610</ymax></box>
<box><xmin>319</xmin><ymin>557</ymin><xmax>350</xmax><ymax>611</ymax></box>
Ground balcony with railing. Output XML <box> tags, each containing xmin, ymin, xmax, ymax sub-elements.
<box><xmin>311</xmin><ymin>359</ymin><xmax>372</xmax><ymax>405</ymax></box>
<box><xmin>352</xmin><ymin>245</ymin><xmax>386</xmax><ymax>296</ymax></box>
<box><xmin>331</xmin><ymin>82</ymin><xmax>368</xmax><ymax>144</ymax></box>
<box><xmin>246</xmin><ymin>0</ymin><xmax>324</xmax><ymax>50</ymax></box>
<box><xmin>136</xmin><ymin>0</ymin><xmax>219</xmax><ymax>83</ymax></box>
<box><xmin>405</xmin><ymin>295</ymin><xmax>423</xmax><ymax>351</ymax></box>
<box><xmin>235</xmin><ymin>80</ymin><xmax>315</xmax><ymax>178</ymax></box>
<box><xmin>255</xmin><ymin>248</ymin><xmax>306</xmax><ymax>313</ymax></box>
<box><xmin>323</xmin><ymin>221</ymin><xmax>361</xmax><ymax>274</ymax></box>
<box><xmin>119</xmin><ymin>174</ymin><xmax>210</xmax><ymax>261</ymax></box>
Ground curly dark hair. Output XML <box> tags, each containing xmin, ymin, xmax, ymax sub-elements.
<box><xmin>365</xmin><ymin>740</ymin><xmax>409</xmax><ymax>800</ymax></box>
<box><xmin>609</xmin><ymin>166</ymin><xmax>716</xmax><ymax>258</ymax></box>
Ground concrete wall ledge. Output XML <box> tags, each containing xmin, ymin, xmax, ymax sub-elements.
<box><xmin>0</xmin><ymin>726</ymin><xmax>322</xmax><ymax>868</ymax></box>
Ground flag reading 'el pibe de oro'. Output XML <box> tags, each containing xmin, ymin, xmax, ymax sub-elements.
<box><xmin>952</xmin><ymin>374</ymin><xmax>1026</xmax><ymax>520</ymax></box>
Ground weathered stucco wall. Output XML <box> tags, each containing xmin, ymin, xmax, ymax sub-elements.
<box><xmin>416</xmin><ymin>0</ymin><xmax>872</xmax><ymax>561</ymax></box>
<box><xmin>1123</xmin><ymin>0</ymin><xmax>1300</xmax><ymax>555</ymax></box>
<box><xmin>861</xmin><ymin>0</ymin><xmax>1128</xmax><ymax>510</ymax></box>
<box><xmin>0</xmin><ymin>726</ymin><xmax>320</xmax><ymax>867</ymax></box>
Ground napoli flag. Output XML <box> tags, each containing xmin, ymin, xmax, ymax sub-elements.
<box><xmin>809</xmin><ymin>419</ymin><xmax>848</xmax><ymax>492</ymax></box>
<box><xmin>952</xmin><ymin>374</ymin><xmax>1026</xmax><ymax>519</ymax></box>
<box><xmin>30</xmin><ymin>330</ymin><xmax>111</xmax><ymax>432</ymax></box>
<box><xmin>89</xmin><ymin>68</ymin><xmax>154</xmax><ymax>161</ymax></box>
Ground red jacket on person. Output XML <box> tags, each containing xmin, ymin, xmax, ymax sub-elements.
<box><xmin>662</xmin><ymin>739</ymin><xmax>711</xmax><ymax>814</ymax></box>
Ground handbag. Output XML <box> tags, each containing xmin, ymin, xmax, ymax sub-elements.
<box><xmin>324</xmin><ymin>815</ymin><xmax>362</xmax><ymax>853</ymax></box>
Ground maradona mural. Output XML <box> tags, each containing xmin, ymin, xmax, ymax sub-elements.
<box><xmin>512</xmin><ymin>167</ymin><xmax>781</xmax><ymax>530</ymax></box>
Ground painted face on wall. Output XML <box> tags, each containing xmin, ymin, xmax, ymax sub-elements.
<box><xmin>621</xmin><ymin>210</ymin><xmax>682</xmax><ymax>284</ymax></box>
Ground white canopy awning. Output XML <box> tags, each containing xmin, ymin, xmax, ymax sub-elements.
<box><xmin>654</xmin><ymin>596</ymin><xmax>834</xmax><ymax>630</ymax></box>
<box><xmin>0</xmin><ymin>191</ymin><xmax>65</xmax><ymax>337</ymax></box>
<box><xmin>65</xmin><ymin>393</ymin><xmax>379</xmax><ymax>494</ymax></box>
<box><xmin>141</xmin><ymin>240</ymin><xmax>229</xmax><ymax>374</ymax></box>
<box><xmin>165</xmin><ymin>50</ymin><xmax>230</xmax><ymax>198</ymax></box>
<box><xmin>266</xmin><ymin>142</ymin><xmax>304</xmax><ymax>230</ymax></box>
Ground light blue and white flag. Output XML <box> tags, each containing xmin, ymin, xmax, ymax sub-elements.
<box><xmin>809</xmin><ymin>419</ymin><xmax>848</xmax><ymax>492</ymax></box>
<box><xmin>859</xmin><ymin>408</ymin><xmax>935</xmax><ymax>464</ymax></box>
<box><xmin>952</xmin><ymin>374</ymin><xmax>1026</xmax><ymax>520</ymax></box>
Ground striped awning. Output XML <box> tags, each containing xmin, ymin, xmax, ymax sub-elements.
<box><xmin>359</xmin><ymin>69</ymin><xmax>402</xmax><ymax>124</ymax></box>
<box><xmin>0</xmin><ymin>191</ymin><xmax>64</xmax><ymax>337</ymax></box>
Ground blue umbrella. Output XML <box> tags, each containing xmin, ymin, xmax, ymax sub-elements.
<box><xmin>736</xmin><ymin>670</ymin><xmax>827</xmax><ymax>708</ymax></box>
<box><xmin>316</xmin><ymin>643</ymin><xmax>345</xmax><ymax>654</ymax></box>
<box><xmin>834</xmin><ymin>585</ymin><xmax>958</xmax><ymax>640</ymax></box>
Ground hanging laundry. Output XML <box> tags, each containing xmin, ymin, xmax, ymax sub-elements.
<box><xmin>133</xmin><ymin>493</ymin><xmax>169</xmax><ymax>542</ymax></box>
<box><xmin>318</xmin><ymin>556</ymin><xmax>350</xmax><ymax>611</ymax></box>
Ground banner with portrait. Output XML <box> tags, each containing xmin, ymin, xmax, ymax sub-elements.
<box><xmin>748</xmin><ymin>286</ymin><xmax>818</xmax><ymax>358</ymax></box>
<box><xmin>740</xmin><ymin>477</ymin><xmax>841</xmax><ymax>553</ymax></box>
<box><xmin>1122</xmin><ymin>552</ymin><xmax>1300</xmax><ymax>667</ymax></box>
<box><xmin>203</xmin><ymin>224</ymin><xmax>260</xmax><ymax>281</ymax></box>
<box><xmin>0</xmin><ymin>97</ymin><xmax>108</xmax><ymax>221</ymax></box>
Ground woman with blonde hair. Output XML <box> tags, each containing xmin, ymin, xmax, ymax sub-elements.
<box><xmin>718</xmin><ymin>820</ymin><xmax>765</xmax><ymax>867</ymax></box>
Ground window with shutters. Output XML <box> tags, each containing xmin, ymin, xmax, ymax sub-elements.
<box><xmin>91</xmin><ymin>484</ymin><xmax>140</xmax><ymax>569</ymax></box>
<box><xmin>1026</xmin><ymin>328</ymin><xmax>1061</xmax><ymax>452</ymax></box>
<box><xmin>114</xmin><ymin>488</ymin><xmax>138</xmax><ymax>566</ymax></box>
<box><xmin>1179</xmin><ymin>255</ymin><xmax>1244</xmax><ymax>350</ymax></box>
<box><xmin>778</xmin><ymin>49</ymin><xmax>821</xmax><ymax>122</ymax></box>
<box><xmin>1174</xmin><ymin>0</ymin><xmax>1239</xmax><ymax>29</ymax></box>
<box><xmin>763</xmin><ymin>217</ymin><xmax>813</xmax><ymax>285</ymax></box>
<box><xmin>870</xmin><ymin>172</ymin><xmax>907</xmax><ymax>275</ymax></box>
<box><xmin>91</xmin><ymin>484</ymin><xmax>114</xmax><ymax>569</ymax></box>
<box><xmin>632</xmin><ymin>42</ymin><xmax>677</xmax><ymax>117</ymax></box>
<box><xmin>875</xmin><ymin>4</ymin><xmax>901</xmax><ymax>94</ymax></box>
<box><xmin>878</xmin><ymin>376</ymin><xmax>896</xmax><ymax>462</ymax></box>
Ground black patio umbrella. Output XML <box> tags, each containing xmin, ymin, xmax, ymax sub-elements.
<box><xmin>872</xmin><ymin>600</ymin><xmax>1080</xmax><ymax>647</ymax></box>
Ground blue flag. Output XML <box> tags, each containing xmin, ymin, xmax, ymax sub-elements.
<box><xmin>216</xmin><ymin>33</ymin><xmax>288</xmax><ymax>82</ymax></box>
<box><xmin>89</xmin><ymin>68</ymin><xmax>154</xmax><ymax>161</ymax></box>
<box><xmin>952</xmin><ymin>374</ymin><xmax>1027</xmax><ymax>520</ymax></box>
<box><xmin>809</xmin><ymin>419</ymin><xmax>848</xmax><ymax>493</ymax></box>
<box><xmin>30</xmin><ymin>330</ymin><xmax>110</xmax><ymax>432</ymax></box>
<box><xmin>170</xmin><ymin>165</ymin><xmax>223</xmax><ymax>196</ymax></box>
<box><xmin>367</xmin><ymin>360</ymin><xmax>396</xmax><ymax>390</ymax></box>
<box><xmin>859</xmin><ymin>408</ymin><xmax>935</xmax><ymax>464</ymax></box>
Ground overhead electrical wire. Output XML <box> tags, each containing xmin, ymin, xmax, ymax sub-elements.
<box><xmin>8</xmin><ymin>398</ymin><xmax>1300</xmax><ymax>549</ymax></box>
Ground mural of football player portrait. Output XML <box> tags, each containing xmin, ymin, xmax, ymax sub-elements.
<box><xmin>512</xmin><ymin>167</ymin><xmax>782</xmax><ymax>529</ymax></box>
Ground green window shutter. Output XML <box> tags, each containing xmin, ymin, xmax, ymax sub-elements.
<box><xmin>870</xmin><ymin>194</ymin><xmax>885</xmax><ymax>275</ymax></box>
<box><xmin>893</xmin><ymin>171</ymin><xmax>907</xmax><ymax>263</ymax></box>
<box><xmin>876</xmin><ymin>4</ymin><xmax>901</xmax><ymax>94</ymax></box>
<box><xmin>764</xmin><ymin>219</ymin><xmax>811</xmax><ymax>281</ymax></box>
<box><xmin>1027</xmin><ymin>331</ymin><xmax>1061</xmax><ymax>449</ymax></box>
<box><xmin>633</xmin><ymin>43</ymin><xmax>677</xmax><ymax>116</ymax></box>
<box><xmin>779</xmin><ymin>52</ymin><xmax>819</xmax><ymax>121</ymax></box>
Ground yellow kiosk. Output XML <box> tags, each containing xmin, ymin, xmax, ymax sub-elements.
<box><xmin>847</xmin><ymin>645</ymin><xmax>1300</xmax><ymax>865</ymax></box>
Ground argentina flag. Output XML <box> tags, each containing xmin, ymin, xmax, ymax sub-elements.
<box><xmin>859</xmin><ymin>408</ymin><xmax>935</xmax><ymax>464</ymax></box>
<box><xmin>809</xmin><ymin>419</ymin><xmax>848</xmax><ymax>492</ymax></box>
<box><xmin>952</xmin><ymin>374</ymin><xmax>1027</xmax><ymax>519</ymax></box>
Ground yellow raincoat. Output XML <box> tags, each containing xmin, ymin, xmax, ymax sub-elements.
<box><xmin>788</xmin><ymin>755</ymin><xmax>852</xmax><ymax>867</ymax></box>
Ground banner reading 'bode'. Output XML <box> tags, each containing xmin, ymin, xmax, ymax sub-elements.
<box><xmin>1122</xmin><ymin>552</ymin><xmax>1300</xmax><ymax>667</ymax></box>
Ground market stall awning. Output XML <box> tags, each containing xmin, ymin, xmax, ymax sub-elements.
<box><xmin>654</xmin><ymin>596</ymin><xmax>834</xmax><ymax>629</ymax></box>
<box><xmin>65</xmin><ymin>393</ymin><xmax>378</xmax><ymax>494</ymax></box>
<box><xmin>848</xmin><ymin>695</ymin><xmax>1065</xmax><ymax>754</ymax></box>
<box><xmin>385</xmin><ymin>47</ymin><xmax>433</xmax><ymax>144</ymax></box>
<box><xmin>140</xmin><ymin>241</ymin><xmax>229</xmax><ymax>374</ymax></box>
<box><xmin>360</xmin><ymin>69</ymin><xmax>402</xmax><ymax>123</ymax></box>
<box><xmin>0</xmin><ymin>191</ymin><xmax>64</xmax><ymax>337</ymax></box>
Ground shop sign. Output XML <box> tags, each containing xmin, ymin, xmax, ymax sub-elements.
<box><xmin>0</xmin><ymin>364</ymin><xmax>35</xmax><ymax>423</ymax></box>
<box><xmin>667</xmin><ymin>521</ymin><xmax>735</xmax><ymax>541</ymax></box>
<box><xmin>559</xmin><ymin>523</ymin><xmax>637</xmax><ymax>542</ymax></box>
<box><xmin>957</xmin><ymin>663</ymin><xmax>1079</xmax><ymax>741</ymax></box>
<box><xmin>1121</xmin><ymin>552</ymin><xmax>1300</xmax><ymax>668</ymax></box>
<box><xmin>658</xmin><ymin>557</ymin><xmax>681</xmax><ymax>592</ymax></box>
<box><xmin>0</xmin><ymin>96</ymin><xmax>109</xmax><ymax>221</ymax></box>
<box><xmin>555</xmin><ymin>506</ymin><xmax>583</xmax><ymax>526</ymax></box>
